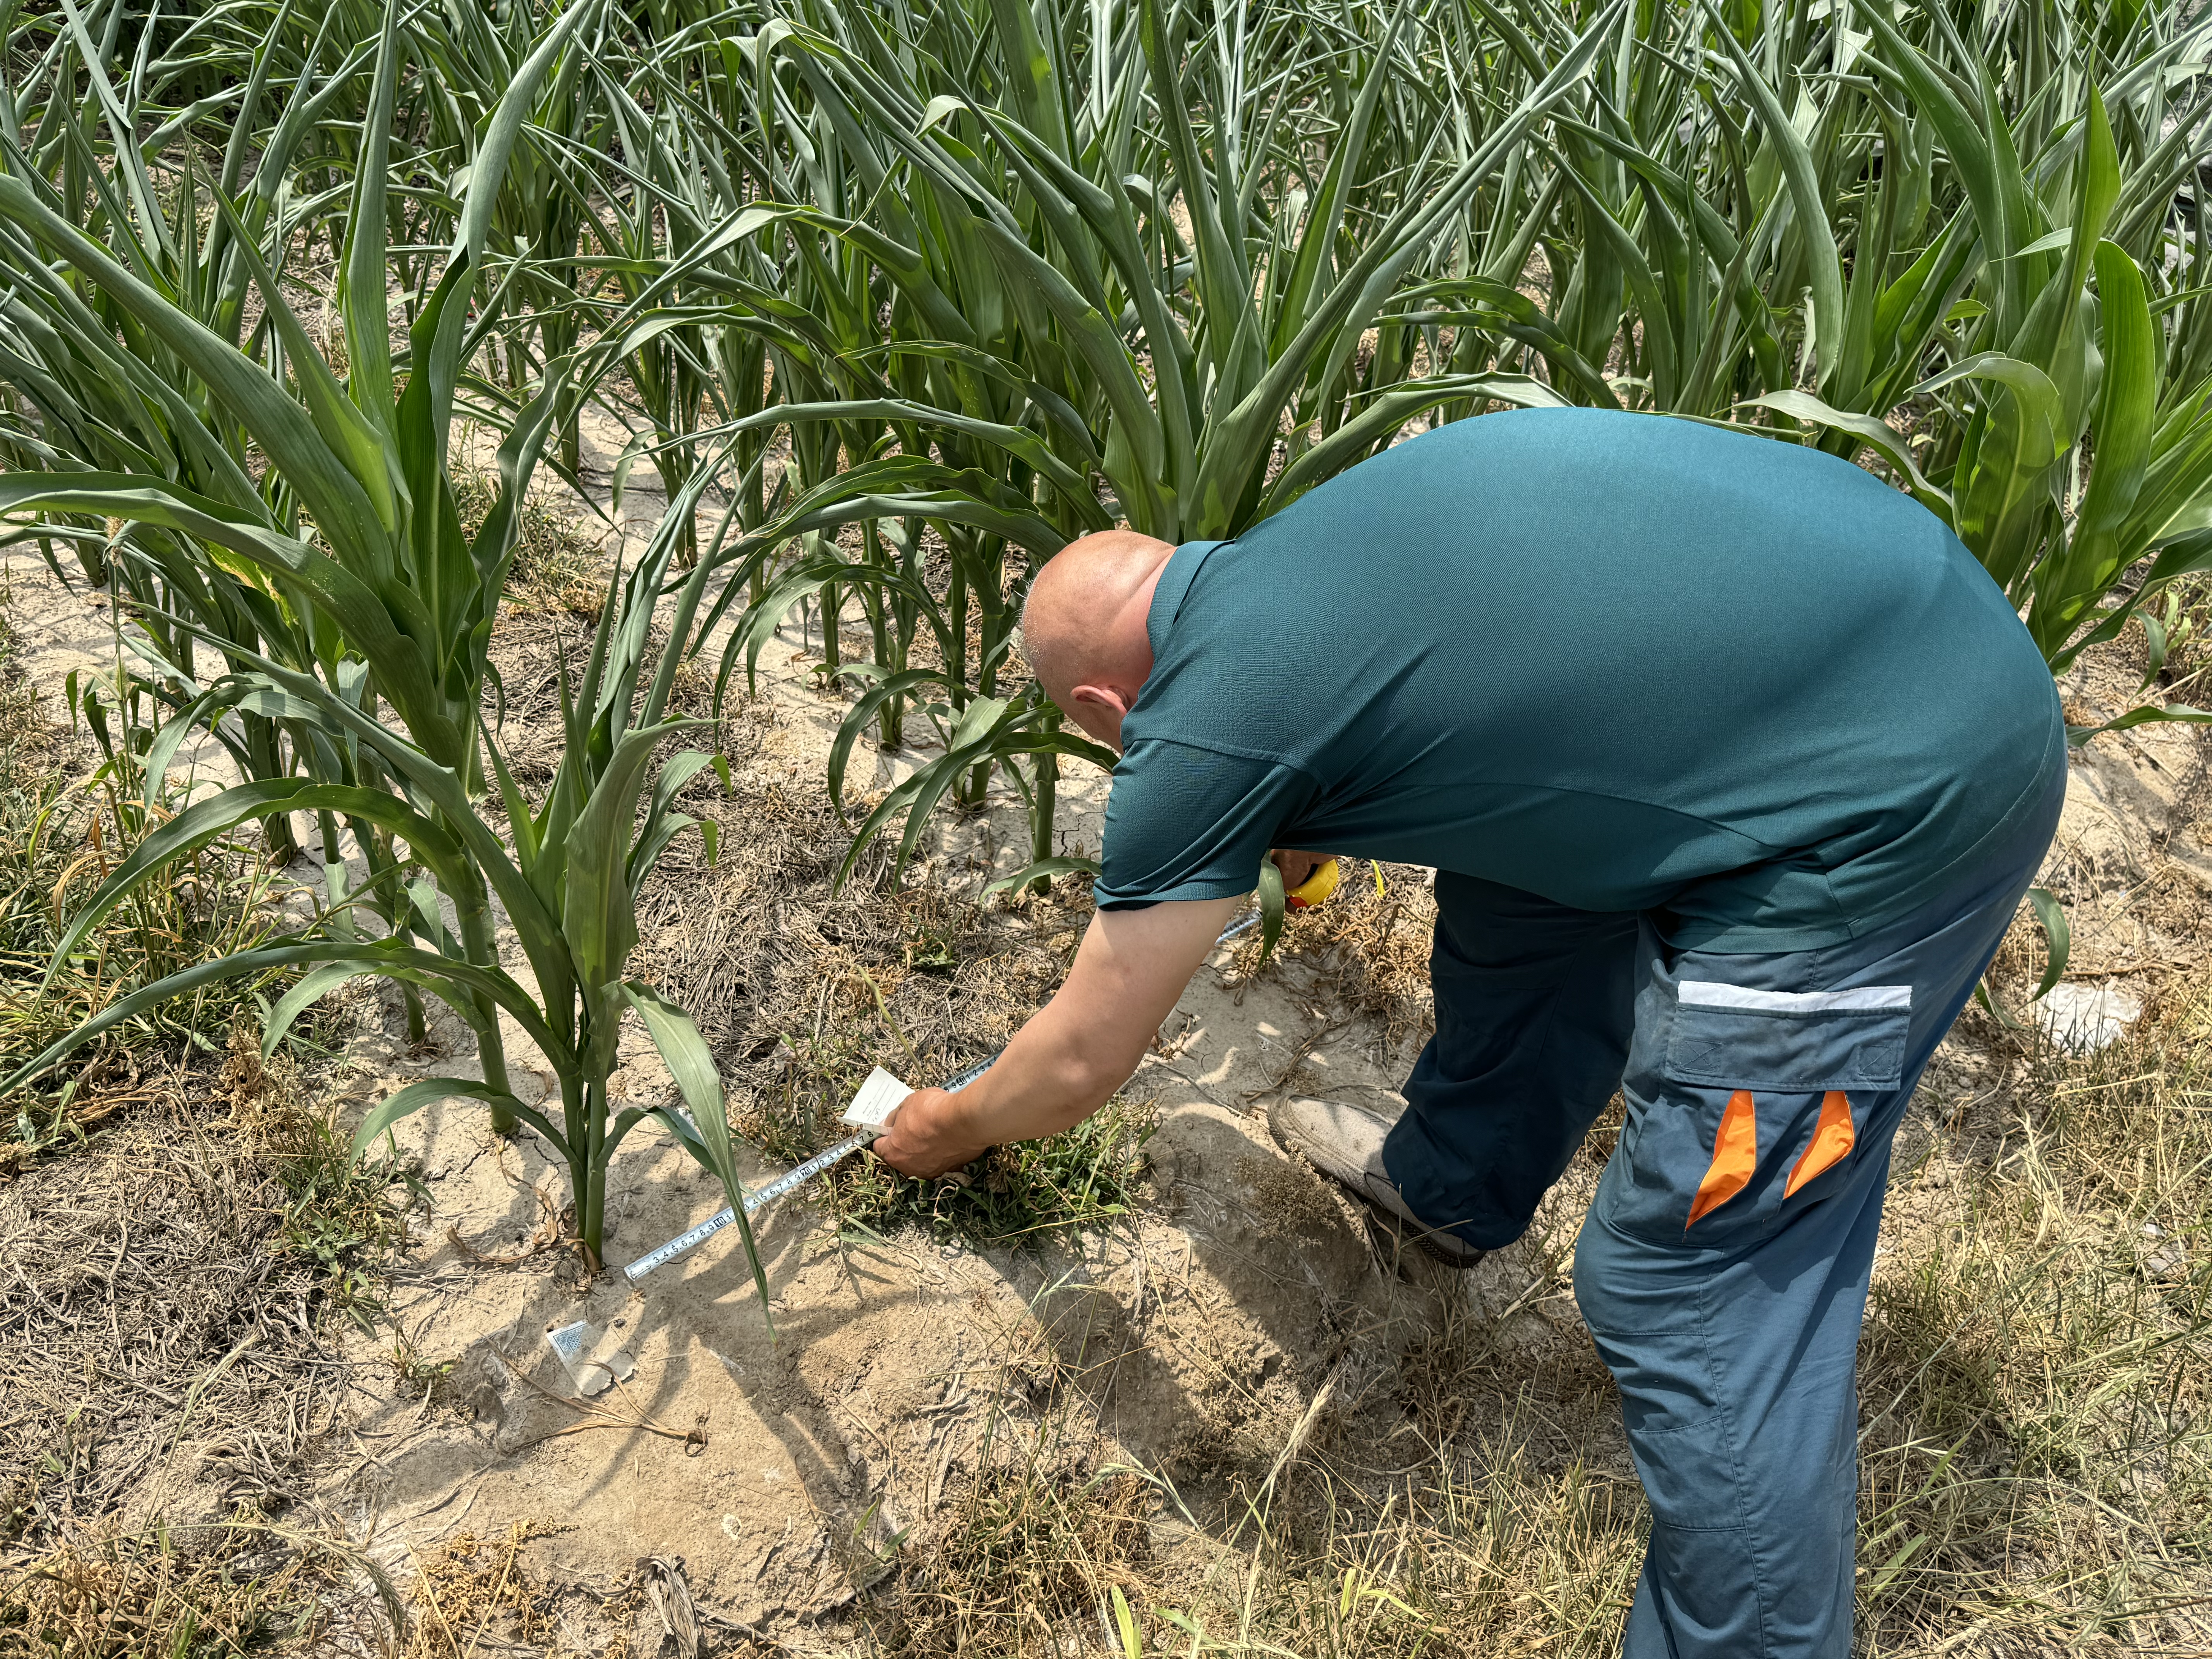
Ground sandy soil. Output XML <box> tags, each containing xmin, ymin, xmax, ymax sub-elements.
<box><xmin>309</xmin><ymin>637</ymin><xmax>1519</xmax><ymax>1638</ymax></box>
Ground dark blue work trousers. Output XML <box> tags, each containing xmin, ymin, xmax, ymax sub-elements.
<box><xmin>1381</xmin><ymin>773</ymin><xmax>2063</xmax><ymax>1659</ymax></box>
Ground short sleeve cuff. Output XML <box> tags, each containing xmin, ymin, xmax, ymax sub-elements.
<box><xmin>1092</xmin><ymin>874</ymin><xmax>1257</xmax><ymax>910</ymax></box>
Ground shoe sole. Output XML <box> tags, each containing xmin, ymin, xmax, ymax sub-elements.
<box><xmin>1266</xmin><ymin>1110</ymin><xmax>1484</xmax><ymax>1273</ymax></box>
<box><xmin>1361</xmin><ymin>1205</ymin><xmax>1486</xmax><ymax>1272</ymax></box>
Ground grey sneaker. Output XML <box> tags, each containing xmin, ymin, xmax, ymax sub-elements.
<box><xmin>1266</xmin><ymin>1096</ymin><xmax>1486</xmax><ymax>1270</ymax></box>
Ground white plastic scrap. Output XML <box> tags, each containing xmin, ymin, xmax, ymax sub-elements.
<box><xmin>2033</xmin><ymin>982</ymin><xmax>2141</xmax><ymax>1053</ymax></box>
<box><xmin>544</xmin><ymin>1317</ymin><xmax>636</xmax><ymax>1397</ymax></box>
<box><xmin>2142</xmin><ymin>1220</ymin><xmax>2186</xmax><ymax>1283</ymax></box>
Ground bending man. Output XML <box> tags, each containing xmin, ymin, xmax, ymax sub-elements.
<box><xmin>871</xmin><ymin>405</ymin><xmax>2063</xmax><ymax>1659</ymax></box>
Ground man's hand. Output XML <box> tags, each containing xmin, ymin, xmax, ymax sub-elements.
<box><xmin>868</xmin><ymin>894</ymin><xmax>1241</xmax><ymax>1178</ymax></box>
<box><xmin>869</xmin><ymin>1087</ymin><xmax>984</xmax><ymax>1178</ymax></box>
<box><xmin>1270</xmin><ymin>848</ymin><xmax>1331</xmax><ymax>892</ymax></box>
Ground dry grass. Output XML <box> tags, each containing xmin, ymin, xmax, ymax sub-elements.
<box><xmin>403</xmin><ymin>1523</ymin><xmax>567</xmax><ymax>1657</ymax></box>
<box><xmin>890</xmin><ymin>1423</ymin><xmax>1153</xmax><ymax>1656</ymax></box>
<box><xmin>397</xmin><ymin>1531</ymin><xmax>749</xmax><ymax>1659</ymax></box>
<box><xmin>0</xmin><ymin>1032</ymin><xmax>409</xmax><ymax>1554</ymax></box>
<box><xmin>1852</xmin><ymin>996</ymin><xmax>2212</xmax><ymax>1650</ymax></box>
<box><xmin>1224</xmin><ymin>860</ymin><xmax>1439</xmax><ymax>1057</ymax></box>
<box><xmin>0</xmin><ymin>1515</ymin><xmax>400</xmax><ymax>1659</ymax></box>
<box><xmin>871</xmin><ymin>1296</ymin><xmax>1645</xmax><ymax>1659</ymax></box>
<box><xmin>0</xmin><ymin>610</ymin><xmax>284</xmax><ymax>1157</ymax></box>
<box><xmin>0</xmin><ymin>1036</ymin><xmax>414</xmax><ymax>1657</ymax></box>
<box><xmin>1199</xmin><ymin>1441</ymin><xmax>1645</xmax><ymax>1657</ymax></box>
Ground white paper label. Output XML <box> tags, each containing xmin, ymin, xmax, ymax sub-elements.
<box><xmin>839</xmin><ymin>1066</ymin><xmax>912</xmax><ymax>1130</ymax></box>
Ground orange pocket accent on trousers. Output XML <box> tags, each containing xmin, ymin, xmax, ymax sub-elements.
<box><xmin>1685</xmin><ymin>1089</ymin><xmax>1759</xmax><ymax>1228</ymax></box>
<box><xmin>1783</xmin><ymin>1091</ymin><xmax>1856</xmax><ymax>1197</ymax></box>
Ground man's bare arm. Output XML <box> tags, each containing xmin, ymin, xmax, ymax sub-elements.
<box><xmin>870</xmin><ymin>894</ymin><xmax>1242</xmax><ymax>1177</ymax></box>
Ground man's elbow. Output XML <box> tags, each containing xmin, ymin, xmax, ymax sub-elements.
<box><xmin>1052</xmin><ymin>1043</ymin><xmax>1138</xmax><ymax>1118</ymax></box>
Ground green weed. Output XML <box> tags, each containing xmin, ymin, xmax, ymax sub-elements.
<box><xmin>840</xmin><ymin>1098</ymin><xmax>1156</xmax><ymax>1250</ymax></box>
<box><xmin>0</xmin><ymin>610</ymin><xmax>282</xmax><ymax>1170</ymax></box>
<box><xmin>453</xmin><ymin>460</ymin><xmax>606</xmax><ymax>620</ymax></box>
<box><xmin>740</xmin><ymin>1030</ymin><xmax>1154</xmax><ymax>1250</ymax></box>
<box><xmin>223</xmin><ymin>1035</ymin><xmax>413</xmax><ymax>1326</ymax></box>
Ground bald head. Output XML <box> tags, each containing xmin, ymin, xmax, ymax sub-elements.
<box><xmin>1022</xmin><ymin>530</ymin><xmax>1175</xmax><ymax>749</ymax></box>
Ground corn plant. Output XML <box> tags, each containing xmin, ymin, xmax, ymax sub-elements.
<box><xmin>0</xmin><ymin>0</ymin><xmax>382</xmax><ymax>859</ymax></box>
<box><xmin>3</xmin><ymin>470</ymin><xmax>772</xmax><ymax>1282</ymax></box>
<box><xmin>0</xmin><ymin>0</ymin><xmax>793</xmax><ymax>1288</ymax></box>
<box><xmin>1400</xmin><ymin>0</ymin><xmax>2212</xmax><ymax>722</ymax></box>
<box><xmin>610</xmin><ymin>0</ymin><xmax>1615</xmax><ymax>890</ymax></box>
<box><xmin>0</xmin><ymin>17</ymin><xmax>512</xmax><ymax>1112</ymax></box>
<box><xmin>0</xmin><ymin>12</ymin><xmax>474</xmax><ymax>1140</ymax></box>
<box><xmin>414</xmin><ymin>0</ymin><xmax>612</xmax><ymax>482</ymax></box>
<box><xmin>0</xmin><ymin>0</ymin><xmax>477</xmax><ymax>1050</ymax></box>
<box><xmin>1731</xmin><ymin>10</ymin><xmax>2212</xmax><ymax>703</ymax></box>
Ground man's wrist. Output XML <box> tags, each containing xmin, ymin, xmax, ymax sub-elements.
<box><xmin>933</xmin><ymin>1085</ymin><xmax>978</xmax><ymax>1146</ymax></box>
<box><xmin>923</xmin><ymin>1082</ymin><xmax>993</xmax><ymax>1154</ymax></box>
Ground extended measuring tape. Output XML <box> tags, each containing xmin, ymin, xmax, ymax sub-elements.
<box><xmin>621</xmin><ymin>1051</ymin><xmax>1000</xmax><ymax>1283</ymax></box>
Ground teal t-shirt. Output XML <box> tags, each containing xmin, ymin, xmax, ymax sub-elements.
<box><xmin>1095</xmin><ymin>407</ymin><xmax>2064</xmax><ymax>952</ymax></box>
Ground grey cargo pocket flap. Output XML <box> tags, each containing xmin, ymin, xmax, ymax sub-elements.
<box><xmin>1665</xmin><ymin>981</ymin><xmax>1910</xmax><ymax>1092</ymax></box>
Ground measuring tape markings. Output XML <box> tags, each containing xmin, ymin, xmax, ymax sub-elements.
<box><xmin>622</xmin><ymin>1052</ymin><xmax>1001</xmax><ymax>1283</ymax></box>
